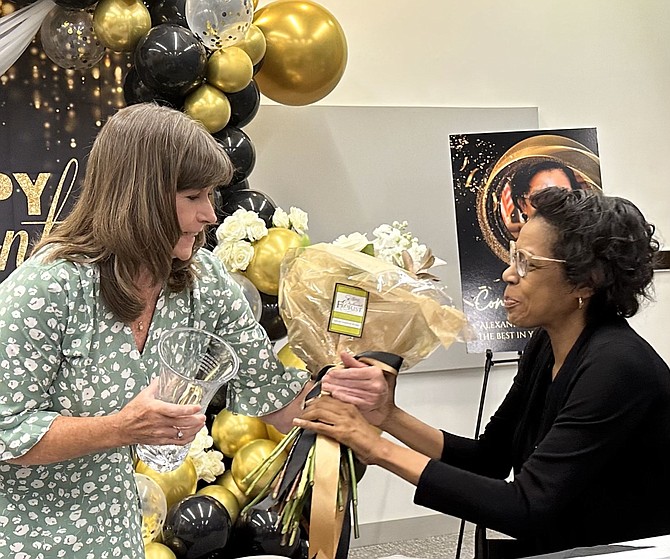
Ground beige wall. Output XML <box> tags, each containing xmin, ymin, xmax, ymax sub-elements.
<box><xmin>256</xmin><ymin>0</ymin><xmax>670</xmax><ymax>533</ymax></box>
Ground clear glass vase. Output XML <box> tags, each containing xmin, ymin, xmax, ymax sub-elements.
<box><xmin>136</xmin><ymin>327</ymin><xmax>239</xmax><ymax>472</ymax></box>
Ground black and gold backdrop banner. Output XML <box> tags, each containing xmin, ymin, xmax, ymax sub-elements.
<box><xmin>449</xmin><ymin>127</ymin><xmax>601</xmax><ymax>353</ymax></box>
<box><xmin>0</xmin><ymin>33</ymin><xmax>130</xmax><ymax>282</ymax></box>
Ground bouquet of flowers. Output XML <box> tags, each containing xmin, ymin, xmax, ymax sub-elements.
<box><xmin>240</xmin><ymin>222</ymin><xmax>468</xmax><ymax>559</ymax></box>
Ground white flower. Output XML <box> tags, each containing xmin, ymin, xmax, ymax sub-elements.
<box><xmin>189</xmin><ymin>448</ymin><xmax>226</xmax><ymax>483</ymax></box>
<box><xmin>216</xmin><ymin>213</ymin><xmax>247</xmax><ymax>242</ymax></box>
<box><xmin>406</xmin><ymin>241</ymin><xmax>428</xmax><ymax>266</ymax></box>
<box><xmin>190</xmin><ymin>426</ymin><xmax>214</xmax><ymax>455</ymax></box>
<box><xmin>288</xmin><ymin>207</ymin><xmax>309</xmax><ymax>235</ymax></box>
<box><xmin>332</xmin><ymin>232</ymin><xmax>371</xmax><ymax>252</ymax></box>
<box><xmin>213</xmin><ymin>240</ymin><xmax>254</xmax><ymax>272</ymax></box>
<box><xmin>272</xmin><ymin>207</ymin><xmax>290</xmax><ymax>229</ymax></box>
<box><xmin>238</xmin><ymin>210</ymin><xmax>268</xmax><ymax>241</ymax></box>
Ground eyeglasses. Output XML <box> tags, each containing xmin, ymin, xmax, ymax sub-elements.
<box><xmin>509</xmin><ymin>240</ymin><xmax>566</xmax><ymax>278</ymax></box>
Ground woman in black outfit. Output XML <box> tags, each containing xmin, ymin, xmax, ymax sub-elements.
<box><xmin>295</xmin><ymin>187</ymin><xmax>670</xmax><ymax>558</ymax></box>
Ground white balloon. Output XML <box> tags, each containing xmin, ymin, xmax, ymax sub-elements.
<box><xmin>230</xmin><ymin>271</ymin><xmax>263</xmax><ymax>321</ymax></box>
<box><xmin>134</xmin><ymin>473</ymin><xmax>167</xmax><ymax>544</ymax></box>
<box><xmin>185</xmin><ymin>0</ymin><xmax>253</xmax><ymax>51</ymax></box>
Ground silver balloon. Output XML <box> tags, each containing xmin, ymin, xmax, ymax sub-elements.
<box><xmin>40</xmin><ymin>6</ymin><xmax>106</xmax><ymax>70</ymax></box>
<box><xmin>230</xmin><ymin>271</ymin><xmax>262</xmax><ymax>321</ymax></box>
<box><xmin>185</xmin><ymin>0</ymin><xmax>253</xmax><ymax>51</ymax></box>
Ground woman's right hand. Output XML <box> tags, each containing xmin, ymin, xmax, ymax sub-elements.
<box><xmin>114</xmin><ymin>378</ymin><xmax>206</xmax><ymax>446</ymax></box>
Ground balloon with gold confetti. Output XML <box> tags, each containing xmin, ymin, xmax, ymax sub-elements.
<box><xmin>40</xmin><ymin>5</ymin><xmax>107</xmax><ymax>70</ymax></box>
<box><xmin>185</xmin><ymin>0</ymin><xmax>254</xmax><ymax>51</ymax></box>
<box><xmin>134</xmin><ymin>473</ymin><xmax>168</xmax><ymax>544</ymax></box>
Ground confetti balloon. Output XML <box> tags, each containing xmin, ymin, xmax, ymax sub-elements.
<box><xmin>40</xmin><ymin>6</ymin><xmax>106</xmax><ymax>70</ymax></box>
<box><xmin>134</xmin><ymin>473</ymin><xmax>168</xmax><ymax>544</ymax></box>
<box><xmin>185</xmin><ymin>0</ymin><xmax>253</xmax><ymax>51</ymax></box>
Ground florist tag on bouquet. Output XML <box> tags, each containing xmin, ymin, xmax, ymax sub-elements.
<box><xmin>328</xmin><ymin>283</ymin><xmax>369</xmax><ymax>338</ymax></box>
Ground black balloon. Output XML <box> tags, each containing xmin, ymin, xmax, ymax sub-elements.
<box><xmin>212</xmin><ymin>126</ymin><xmax>256</xmax><ymax>184</ymax></box>
<box><xmin>163</xmin><ymin>495</ymin><xmax>233</xmax><ymax>559</ymax></box>
<box><xmin>226</xmin><ymin>80</ymin><xmax>261</xmax><ymax>128</ymax></box>
<box><xmin>216</xmin><ymin>189</ymin><xmax>276</xmax><ymax>228</ymax></box>
<box><xmin>252</xmin><ymin>57</ymin><xmax>265</xmax><ymax>76</ymax></box>
<box><xmin>54</xmin><ymin>0</ymin><xmax>96</xmax><ymax>7</ymax></box>
<box><xmin>259</xmin><ymin>292</ymin><xmax>287</xmax><ymax>341</ymax></box>
<box><xmin>150</xmin><ymin>0</ymin><xmax>187</xmax><ymax>27</ymax></box>
<box><xmin>134</xmin><ymin>23</ymin><xmax>207</xmax><ymax>98</ymax></box>
<box><xmin>123</xmin><ymin>67</ymin><xmax>183</xmax><ymax>108</ymax></box>
<box><xmin>226</xmin><ymin>179</ymin><xmax>250</xmax><ymax>193</ymax></box>
<box><xmin>231</xmin><ymin>508</ymin><xmax>299</xmax><ymax>558</ymax></box>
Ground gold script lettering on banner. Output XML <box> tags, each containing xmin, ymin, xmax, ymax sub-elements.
<box><xmin>0</xmin><ymin>158</ymin><xmax>79</xmax><ymax>271</ymax></box>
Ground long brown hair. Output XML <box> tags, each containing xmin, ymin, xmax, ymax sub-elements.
<box><xmin>33</xmin><ymin>103</ymin><xmax>234</xmax><ymax>323</ymax></box>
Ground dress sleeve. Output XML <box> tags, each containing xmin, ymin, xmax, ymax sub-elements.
<box><xmin>0</xmin><ymin>258</ymin><xmax>69</xmax><ymax>460</ymax></box>
<box><xmin>199</xmin><ymin>252</ymin><xmax>310</xmax><ymax>416</ymax></box>
<box><xmin>413</xmin><ymin>334</ymin><xmax>661</xmax><ymax>539</ymax></box>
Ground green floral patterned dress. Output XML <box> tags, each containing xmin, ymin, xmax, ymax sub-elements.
<box><xmin>0</xmin><ymin>248</ymin><xmax>309</xmax><ymax>559</ymax></box>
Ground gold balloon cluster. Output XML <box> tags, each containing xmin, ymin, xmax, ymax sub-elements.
<box><xmin>185</xmin><ymin>27</ymin><xmax>266</xmax><ymax>133</ymax></box>
<box><xmin>186</xmin><ymin>0</ymin><xmax>350</xmax><ymax>124</ymax></box>
<box><xmin>136</xmin><ymin>409</ymin><xmax>288</xmax><ymax>553</ymax></box>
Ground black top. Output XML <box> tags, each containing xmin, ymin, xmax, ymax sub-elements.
<box><xmin>414</xmin><ymin>317</ymin><xmax>670</xmax><ymax>555</ymax></box>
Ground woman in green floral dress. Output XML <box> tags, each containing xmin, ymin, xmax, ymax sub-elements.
<box><xmin>0</xmin><ymin>103</ymin><xmax>313</xmax><ymax>558</ymax></box>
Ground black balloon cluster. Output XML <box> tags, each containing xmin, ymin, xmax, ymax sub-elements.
<box><xmin>160</xmin><ymin>497</ymin><xmax>307</xmax><ymax>559</ymax></box>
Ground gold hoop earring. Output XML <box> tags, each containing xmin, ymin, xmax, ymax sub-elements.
<box><xmin>578</xmin><ymin>297</ymin><xmax>584</xmax><ymax>310</ymax></box>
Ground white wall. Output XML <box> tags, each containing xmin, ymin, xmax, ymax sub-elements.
<box><xmin>255</xmin><ymin>0</ymin><xmax>670</xmax><ymax>538</ymax></box>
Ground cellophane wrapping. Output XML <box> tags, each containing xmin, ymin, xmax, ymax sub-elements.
<box><xmin>278</xmin><ymin>243</ymin><xmax>467</xmax><ymax>373</ymax></box>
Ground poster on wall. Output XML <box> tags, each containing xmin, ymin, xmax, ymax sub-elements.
<box><xmin>0</xmin><ymin>38</ymin><xmax>127</xmax><ymax>283</ymax></box>
<box><xmin>449</xmin><ymin>128</ymin><xmax>602</xmax><ymax>354</ymax></box>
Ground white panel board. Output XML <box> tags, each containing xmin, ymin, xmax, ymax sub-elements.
<box><xmin>244</xmin><ymin>105</ymin><xmax>538</xmax><ymax>371</ymax></box>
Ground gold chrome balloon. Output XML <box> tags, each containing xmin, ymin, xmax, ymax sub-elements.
<box><xmin>184</xmin><ymin>84</ymin><xmax>231</xmax><ymax>134</ymax></box>
<box><xmin>264</xmin><ymin>422</ymin><xmax>286</xmax><ymax>444</ymax></box>
<box><xmin>216</xmin><ymin>470</ymin><xmax>250</xmax><ymax>506</ymax></box>
<box><xmin>136</xmin><ymin>458</ymin><xmax>198</xmax><ymax>511</ymax></box>
<box><xmin>235</xmin><ymin>24</ymin><xmax>266</xmax><ymax>66</ymax></box>
<box><xmin>253</xmin><ymin>0</ymin><xmax>347</xmax><ymax>105</ymax></box>
<box><xmin>211</xmin><ymin>409</ymin><xmax>268</xmax><ymax>457</ymax></box>
<box><xmin>145</xmin><ymin>542</ymin><xmax>177</xmax><ymax>559</ymax></box>
<box><xmin>207</xmin><ymin>47</ymin><xmax>254</xmax><ymax>93</ymax></box>
<box><xmin>244</xmin><ymin>227</ymin><xmax>303</xmax><ymax>296</ymax></box>
<box><xmin>197</xmin><ymin>485</ymin><xmax>241</xmax><ymax>522</ymax></box>
<box><xmin>277</xmin><ymin>343</ymin><xmax>307</xmax><ymax>371</ymax></box>
<box><xmin>93</xmin><ymin>0</ymin><xmax>151</xmax><ymax>52</ymax></box>
<box><xmin>231</xmin><ymin>438</ymin><xmax>287</xmax><ymax>497</ymax></box>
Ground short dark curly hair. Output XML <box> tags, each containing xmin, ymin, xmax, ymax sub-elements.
<box><xmin>529</xmin><ymin>187</ymin><xmax>659</xmax><ymax>319</ymax></box>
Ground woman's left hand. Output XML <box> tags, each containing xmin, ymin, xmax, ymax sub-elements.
<box><xmin>321</xmin><ymin>352</ymin><xmax>395</xmax><ymax>427</ymax></box>
<box><xmin>293</xmin><ymin>395</ymin><xmax>383</xmax><ymax>465</ymax></box>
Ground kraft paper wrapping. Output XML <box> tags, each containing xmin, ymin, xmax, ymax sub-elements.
<box><xmin>279</xmin><ymin>243</ymin><xmax>467</xmax><ymax>374</ymax></box>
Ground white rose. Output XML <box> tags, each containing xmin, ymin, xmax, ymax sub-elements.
<box><xmin>406</xmin><ymin>242</ymin><xmax>428</xmax><ymax>266</ymax></box>
<box><xmin>272</xmin><ymin>207</ymin><xmax>290</xmax><ymax>229</ymax></box>
<box><xmin>216</xmin><ymin>214</ymin><xmax>246</xmax><ymax>242</ymax></box>
<box><xmin>332</xmin><ymin>232</ymin><xmax>371</xmax><ymax>252</ymax></box>
<box><xmin>246</xmin><ymin>220</ymin><xmax>268</xmax><ymax>242</ymax></box>
<box><xmin>213</xmin><ymin>240</ymin><xmax>254</xmax><ymax>272</ymax></box>
<box><xmin>288</xmin><ymin>207</ymin><xmax>308</xmax><ymax>235</ymax></box>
